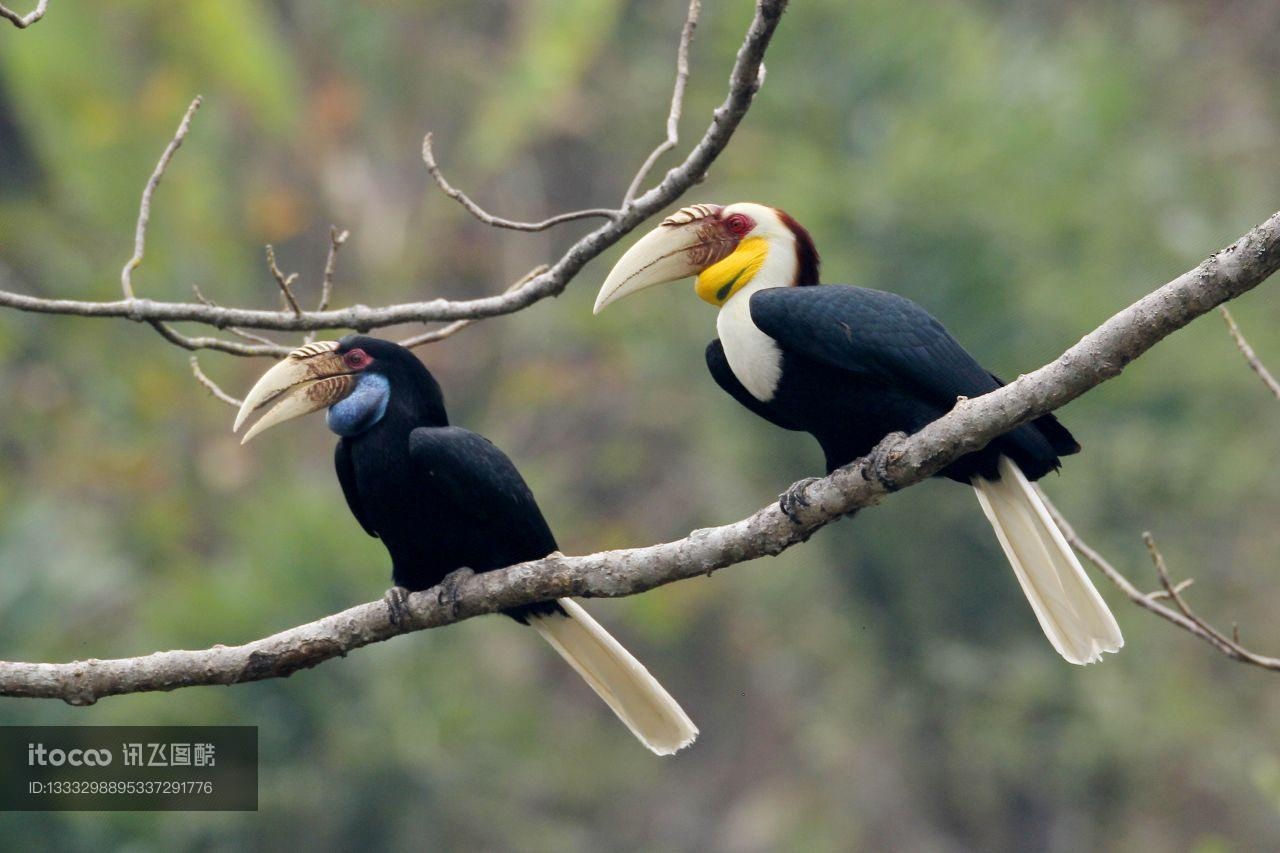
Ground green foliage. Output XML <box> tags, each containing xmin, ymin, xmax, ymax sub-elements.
<box><xmin>2</xmin><ymin>0</ymin><xmax>1279</xmax><ymax>848</ymax></box>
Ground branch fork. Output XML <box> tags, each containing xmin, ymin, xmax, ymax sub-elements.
<box><xmin>0</xmin><ymin>1</ymin><xmax>788</xmax><ymax>363</ymax></box>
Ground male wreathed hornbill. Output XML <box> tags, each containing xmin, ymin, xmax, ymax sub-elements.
<box><xmin>232</xmin><ymin>335</ymin><xmax>697</xmax><ymax>754</ymax></box>
<box><xmin>594</xmin><ymin>203</ymin><xmax>1123</xmax><ymax>665</ymax></box>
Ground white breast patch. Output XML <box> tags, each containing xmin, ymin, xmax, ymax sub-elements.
<box><xmin>716</xmin><ymin>291</ymin><xmax>783</xmax><ymax>402</ymax></box>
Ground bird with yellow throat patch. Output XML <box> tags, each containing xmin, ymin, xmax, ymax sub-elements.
<box><xmin>594</xmin><ymin>202</ymin><xmax>1123</xmax><ymax>666</ymax></box>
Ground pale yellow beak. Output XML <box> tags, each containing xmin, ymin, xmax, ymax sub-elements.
<box><xmin>593</xmin><ymin>204</ymin><xmax>735</xmax><ymax>313</ymax></box>
<box><xmin>233</xmin><ymin>341</ymin><xmax>357</xmax><ymax>444</ymax></box>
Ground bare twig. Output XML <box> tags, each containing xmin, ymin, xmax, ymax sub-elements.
<box><xmin>5</xmin><ymin>204</ymin><xmax>1280</xmax><ymax>702</ymax></box>
<box><xmin>0</xmin><ymin>1</ymin><xmax>789</xmax><ymax>345</ymax></box>
<box><xmin>192</xmin><ymin>285</ymin><xmax>282</xmax><ymax>348</ymax></box>
<box><xmin>0</xmin><ymin>0</ymin><xmax>47</xmax><ymax>29</ymax></box>
<box><xmin>318</xmin><ymin>227</ymin><xmax>349</xmax><ymax>313</ymax></box>
<box><xmin>396</xmin><ymin>319</ymin><xmax>473</xmax><ymax>349</ymax></box>
<box><xmin>121</xmin><ymin>96</ymin><xmax>202</xmax><ymax>299</ymax></box>
<box><xmin>149</xmin><ymin>320</ymin><xmax>291</xmax><ymax>358</ymax></box>
<box><xmin>1145</xmin><ymin>533</ymin><xmax>1197</xmax><ymax>620</ymax></box>
<box><xmin>398</xmin><ymin>264</ymin><xmax>548</xmax><ymax>349</ymax></box>
<box><xmin>1221</xmin><ymin>306</ymin><xmax>1280</xmax><ymax>400</ymax></box>
<box><xmin>624</xmin><ymin>0</ymin><xmax>701</xmax><ymax>204</ymax></box>
<box><xmin>1040</xmin><ymin>491</ymin><xmax>1280</xmax><ymax>672</ymax></box>
<box><xmin>1147</xmin><ymin>577</ymin><xmax>1193</xmax><ymax>601</ymax></box>
<box><xmin>1143</xmin><ymin>532</ymin><xmax>1246</xmax><ymax>651</ymax></box>
<box><xmin>265</xmin><ymin>245</ymin><xmax>304</xmax><ymax>316</ymax></box>
<box><xmin>305</xmin><ymin>227</ymin><xmax>349</xmax><ymax>344</ymax></box>
<box><xmin>189</xmin><ymin>357</ymin><xmax>243</xmax><ymax>408</ymax></box>
<box><xmin>421</xmin><ymin>134</ymin><xmax>620</xmax><ymax>231</ymax></box>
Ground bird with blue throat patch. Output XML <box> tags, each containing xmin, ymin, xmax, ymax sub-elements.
<box><xmin>594</xmin><ymin>203</ymin><xmax>1123</xmax><ymax>665</ymax></box>
<box><xmin>233</xmin><ymin>335</ymin><xmax>698</xmax><ymax>754</ymax></box>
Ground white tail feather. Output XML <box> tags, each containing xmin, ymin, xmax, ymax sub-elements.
<box><xmin>527</xmin><ymin>598</ymin><xmax>698</xmax><ymax>755</ymax></box>
<box><xmin>972</xmin><ymin>456</ymin><xmax>1123</xmax><ymax>665</ymax></box>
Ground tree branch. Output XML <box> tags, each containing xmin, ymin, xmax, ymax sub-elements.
<box><xmin>189</xmin><ymin>356</ymin><xmax>243</xmax><ymax>408</ymax></box>
<box><xmin>0</xmin><ymin>1</ymin><xmax>788</xmax><ymax>346</ymax></box>
<box><xmin>305</xmin><ymin>227</ymin><xmax>349</xmax><ymax>344</ymax></box>
<box><xmin>192</xmin><ymin>284</ymin><xmax>285</xmax><ymax>348</ymax></box>
<box><xmin>5</xmin><ymin>206</ymin><xmax>1280</xmax><ymax>703</ymax></box>
<box><xmin>264</xmin><ymin>245</ymin><xmax>304</xmax><ymax>316</ymax></box>
<box><xmin>397</xmin><ymin>264</ymin><xmax>548</xmax><ymax>349</ymax></box>
<box><xmin>422</xmin><ymin>134</ymin><xmax>619</xmax><ymax>232</ymax></box>
<box><xmin>623</xmin><ymin>0</ymin><xmax>700</xmax><ymax>204</ymax></box>
<box><xmin>1041</xmin><ymin>494</ymin><xmax>1280</xmax><ymax>671</ymax></box>
<box><xmin>121</xmin><ymin>96</ymin><xmax>202</xmax><ymax>300</ymax></box>
<box><xmin>148</xmin><ymin>319</ymin><xmax>291</xmax><ymax>358</ymax></box>
<box><xmin>1220</xmin><ymin>305</ymin><xmax>1280</xmax><ymax>400</ymax></box>
<box><xmin>114</xmin><ymin>94</ymin><xmax>277</xmax><ymax>359</ymax></box>
<box><xmin>1028</xmin><ymin>298</ymin><xmax>1280</xmax><ymax>671</ymax></box>
<box><xmin>0</xmin><ymin>0</ymin><xmax>46</xmax><ymax>29</ymax></box>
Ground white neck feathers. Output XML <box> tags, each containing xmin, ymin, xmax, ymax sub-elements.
<box><xmin>714</xmin><ymin>235</ymin><xmax>798</xmax><ymax>402</ymax></box>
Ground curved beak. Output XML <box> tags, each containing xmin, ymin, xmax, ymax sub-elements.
<box><xmin>233</xmin><ymin>341</ymin><xmax>358</xmax><ymax>444</ymax></box>
<box><xmin>593</xmin><ymin>203</ymin><xmax>735</xmax><ymax>313</ymax></box>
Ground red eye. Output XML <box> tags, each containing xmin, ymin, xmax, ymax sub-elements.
<box><xmin>725</xmin><ymin>213</ymin><xmax>753</xmax><ymax>236</ymax></box>
<box><xmin>343</xmin><ymin>348</ymin><xmax>371</xmax><ymax>370</ymax></box>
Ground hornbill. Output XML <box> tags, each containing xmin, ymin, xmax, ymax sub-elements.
<box><xmin>233</xmin><ymin>335</ymin><xmax>697</xmax><ymax>754</ymax></box>
<box><xmin>593</xmin><ymin>203</ymin><xmax>1123</xmax><ymax>665</ymax></box>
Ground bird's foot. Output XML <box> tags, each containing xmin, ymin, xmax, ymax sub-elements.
<box><xmin>437</xmin><ymin>567</ymin><xmax>475</xmax><ymax>615</ymax></box>
<box><xmin>869</xmin><ymin>431</ymin><xmax>909</xmax><ymax>492</ymax></box>
<box><xmin>779</xmin><ymin>477</ymin><xmax>821</xmax><ymax>524</ymax></box>
<box><xmin>383</xmin><ymin>586</ymin><xmax>413</xmax><ymax>626</ymax></box>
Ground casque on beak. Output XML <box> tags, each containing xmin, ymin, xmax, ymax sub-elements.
<box><xmin>593</xmin><ymin>203</ymin><xmax>736</xmax><ymax>313</ymax></box>
<box><xmin>233</xmin><ymin>341</ymin><xmax>358</xmax><ymax>444</ymax></box>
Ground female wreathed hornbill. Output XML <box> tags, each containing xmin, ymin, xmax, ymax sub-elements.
<box><xmin>232</xmin><ymin>335</ymin><xmax>697</xmax><ymax>754</ymax></box>
<box><xmin>594</xmin><ymin>203</ymin><xmax>1123</xmax><ymax>665</ymax></box>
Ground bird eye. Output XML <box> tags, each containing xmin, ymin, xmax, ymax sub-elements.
<box><xmin>343</xmin><ymin>349</ymin><xmax>371</xmax><ymax>370</ymax></box>
<box><xmin>725</xmin><ymin>213</ymin><xmax>753</xmax><ymax>236</ymax></box>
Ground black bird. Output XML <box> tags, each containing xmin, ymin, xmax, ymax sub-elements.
<box><xmin>233</xmin><ymin>336</ymin><xmax>697</xmax><ymax>754</ymax></box>
<box><xmin>594</xmin><ymin>203</ymin><xmax>1122</xmax><ymax>665</ymax></box>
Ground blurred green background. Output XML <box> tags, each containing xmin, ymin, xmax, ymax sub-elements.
<box><xmin>2</xmin><ymin>0</ymin><xmax>1279</xmax><ymax>849</ymax></box>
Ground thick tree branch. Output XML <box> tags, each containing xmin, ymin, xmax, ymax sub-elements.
<box><xmin>4</xmin><ymin>207</ymin><xmax>1280</xmax><ymax>703</ymax></box>
<box><xmin>397</xmin><ymin>264</ymin><xmax>549</xmax><ymax>350</ymax></box>
<box><xmin>0</xmin><ymin>0</ymin><xmax>788</xmax><ymax>345</ymax></box>
<box><xmin>0</xmin><ymin>0</ymin><xmax>46</xmax><ymax>29</ymax></box>
<box><xmin>1030</xmin><ymin>300</ymin><xmax>1280</xmax><ymax>670</ymax></box>
<box><xmin>191</xmin><ymin>284</ymin><xmax>285</xmax><ymax>348</ymax></box>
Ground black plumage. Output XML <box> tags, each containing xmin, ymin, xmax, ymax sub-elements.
<box><xmin>594</xmin><ymin>200</ymin><xmax>1121</xmax><ymax>663</ymax></box>
<box><xmin>331</xmin><ymin>335</ymin><xmax>558</xmax><ymax>622</ymax></box>
<box><xmin>235</xmin><ymin>335</ymin><xmax>700</xmax><ymax>750</ymax></box>
<box><xmin>706</xmin><ymin>285</ymin><xmax>1079</xmax><ymax>481</ymax></box>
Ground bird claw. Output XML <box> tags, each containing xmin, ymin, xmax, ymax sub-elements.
<box><xmin>870</xmin><ymin>432</ymin><xmax>908</xmax><ymax>492</ymax></box>
<box><xmin>436</xmin><ymin>567</ymin><xmax>475</xmax><ymax>614</ymax></box>
<box><xmin>779</xmin><ymin>477</ymin><xmax>820</xmax><ymax>524</ymax></box>
<box><xmin>383</xmin><ymin>586</ymin><xmax>412</xmax><ymax>626</ymax></box>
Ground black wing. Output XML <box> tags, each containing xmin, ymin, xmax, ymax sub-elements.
<box><xmin>335</xmin><ymin>439</ymin><xmax>377</xmax><ymax>538</ymax></box>
<box><xmin>750</xmin><ymin>285</ymin><xmax>1002</xmax><ymax>409</ymax></box>
<box><xmin>750</xmin><ymin>285</ymin><xmax>1079</xmax><ymax>459</ymax></box>
<box><xmin>408</xmin><ymin>426</ymin><xmax>559</xmax><ymax>561</ymax></box>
